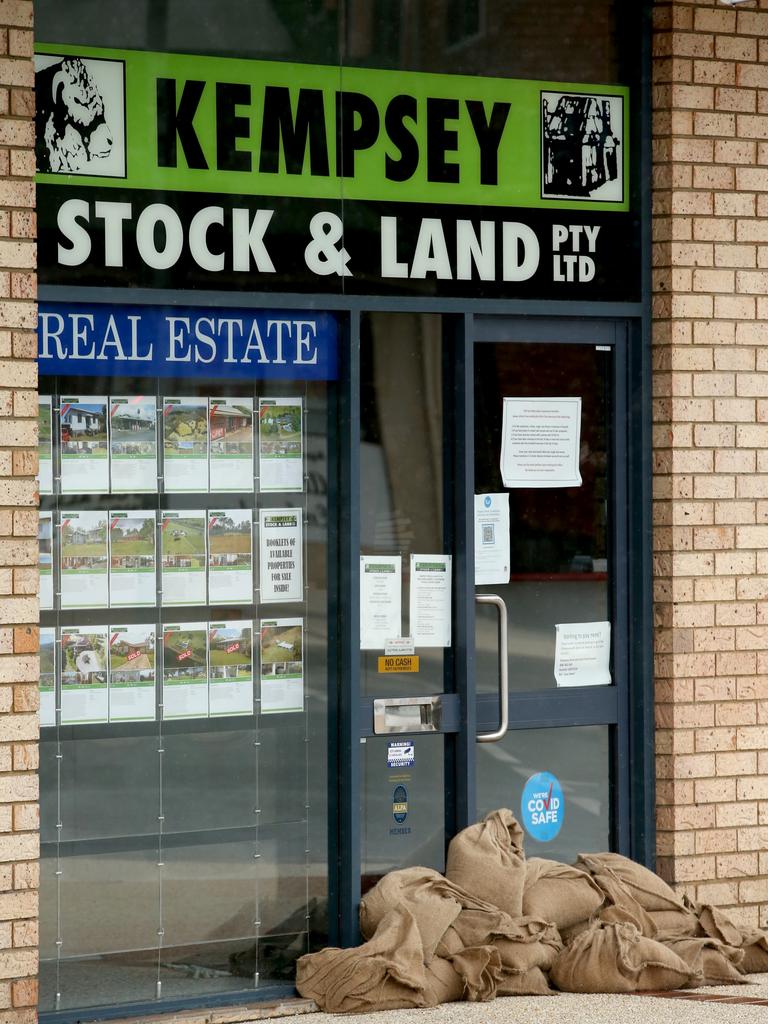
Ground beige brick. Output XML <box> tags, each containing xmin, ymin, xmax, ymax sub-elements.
<box><xmin>715</xmin><ymin>87</ymin><xmax>756</xmax><ymax>113</ymax></box>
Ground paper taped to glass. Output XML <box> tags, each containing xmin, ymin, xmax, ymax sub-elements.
<box><xmin>500</xmin><ymin>397</ymin><xmax>582</xmax><ymax>488</ymax></box>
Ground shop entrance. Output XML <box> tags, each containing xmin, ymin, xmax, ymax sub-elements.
<box><xmin>359</xmin><ymin>313</ymin><xmax>646</xmax><ymax>906</ymax></box>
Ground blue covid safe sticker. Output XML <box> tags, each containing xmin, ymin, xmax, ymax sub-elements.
<box><xmin>392</xmin><ymin>785</ymin><xmax>408</xmax><ymax>824</ymax></box>
<box><xmin>387</xmin><ymin>740</ymin><xmax>415</xmax><ymax>769</ymax></box>
<box><xmin>521</xmin><ymin>771</ymin><xmax>564</xmax><ymax>842</ymax></box>
<box><xmin>38</xmin><ymin>302</ymin><xmax>339</xmax><ymax>381</ymax></box>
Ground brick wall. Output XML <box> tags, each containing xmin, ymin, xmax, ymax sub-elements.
<box><xmin>654</xmin><ymin>0</ymin><xmax>768</xmax><ymax>928</ymax></box>
<box><xmin>0</xmin><ymin>0</ymin><xmax>38</xmax><ymax>1018</ymax></box>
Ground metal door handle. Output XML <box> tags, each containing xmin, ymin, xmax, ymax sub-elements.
<box><xmin>475</xmin><ymin>594</ymin><xmax>509</xmax><ymax>743</ymax></box>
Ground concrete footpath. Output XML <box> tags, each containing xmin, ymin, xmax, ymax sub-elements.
<box><xmin>297</xmin><ymin>973</ymin><xmax>768</xmax><ymax>1024</ymax></box>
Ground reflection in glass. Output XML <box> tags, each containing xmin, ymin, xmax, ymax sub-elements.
<box><xmin>476</xmin><ymin>725</ymin><xmax>612</xmax><ymax>861</ymax></box>
<box><xmin>475</xmin><ymin>342</ymin><xmax>611</xmax><ymax>692</ymax></box>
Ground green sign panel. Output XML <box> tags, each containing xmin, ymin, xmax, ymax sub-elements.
<box><xmin>35</xmin><ymin>43</ymin><xmax>629</xmax><ymax>211</ymax></box>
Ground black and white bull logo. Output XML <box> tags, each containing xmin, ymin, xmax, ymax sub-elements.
<box><xmin>35</xmin><ymin>57</ymin><xmax>113</xmax><ymax>173</ymax></box>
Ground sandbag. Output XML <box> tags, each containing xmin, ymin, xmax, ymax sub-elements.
<box><xmin>649</xmin><ymin>908</ymin><xmax>699</xmax><ymax>937</ymax></box>
<box><xmin>522</xmin><ymin>858</ymin><xmax>605</xmax><ymax>930</ymax></box>
<box><xmin>448</xmin><ymin>946</ymin><xmax>503</xmax><ymax>1002</ymax></box>
<box><xmin>660</xmin><ymin>935</ymin><xmax>746</xmax><ymax>987</ymax></box>
<box><xmin>296</xmin><ymin>907</ymin><xmax>429</xmax><ymax>1013</ymax></box>
<box><xmin>496</xmin><ymin>966</ymin><xmax>555</xmax><ymax>996</ymax></box>
<box><xmin>422</xmin><ymin>957</ymin><xmax>464</xmax><ymax>1006</ymax></box>
<box><xmin>549</xmin><ymin>921</ymin><xmax>698</xmax><ymax>993</ymax></box>
<box><xmin>446</xmin><ymin>808</ymin><xmax>526</xmax><ymax>918</ymax></box>
<box><xmin>694</xmin><ymin>902</ymin><xmax>768</xmax><ymax>973</ymax></box>
<box><xmin>359</xmin><ymin>867</ymin><xmax>463</xmax><ymax>962</ymax></box>
<box><xmin>576</xmin><ymin>852</ymin><xmax>688</xmax><ymax>913</ymax></box>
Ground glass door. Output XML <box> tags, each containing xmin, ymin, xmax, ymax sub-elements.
<box><xmin>471</xmin><ymin>318</ymin><xmax>630</xmax><ymax>861</ymax></box>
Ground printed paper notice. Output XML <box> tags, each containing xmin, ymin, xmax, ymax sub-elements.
<box><xmin>60</xmin><ymin>510</ymin><xmax>109</xmax><ymax>609</ymax></box>
<box><xmin>60</xmin><ymin>396</ymin><xmax>109</xmax><ymax>494</ymax></box>
<box><xmin>39</xmin><ymin>627</ymin><xmax>56</xmax><ymax>728</ymax></box>
<box><xmin>554</xmin><ymin>621</ymin><xmax>611</xmax><ymax>688</ymax></box>
<box><xmin>162</xmin><ymin>622</ymin><xmax>209</xmax><ymax>719</ymax></box>
<box><xmin>360</xmin><ymin>556</ymin><xmax>401</xmax><ymax>650</ymax></box>
<box><xmin>208</xmin><ymin>509</ymin><xmax>253</xmax><ymax>605</ymax></box>
<box><xmin>258</xmin><ymin>398</ymin><xmax>303</xmax><ymax>492</ymax></box>
<box><xmin>209</xmin><ymin>621</ymin><xmax>253</xmax><ymax>716</ymax></box>
<box><xmin>500</xmin><ymin>397</ymin><xmax>582</xmax><ymax>488</ymax></box>
<box><xmin>161</xmin><ymin>510</ymin><xmax>207</xmax><ymax>605</ymax></box>
<box><xmin>474</xmin><ymin>493</ymin><xmax>511</xmax><ymax>586</ymax></box>
<box><xmin>260</xmin><ymin>618</ymin><xmax>303</xmax><ymax>713</ymax></box>
<box><xmin>60</xmin><ymin>625</ymin><xmax>109</xmax><ymax>725</ymax></box>
<box><xmin>38</xmin><ymin>396</ymin><xmax>53</xmax><ymax>495</ymax></box>
<box><xmin>162</xmin><ymin>397</ymin><xmax>208</xmax><ymax>492</ymax></box>
<box><xmin>110</xmin><ymin>396</ymin><xmax>157</xmax><ymax>493</ymax></box>
<box><xmin>259</xmin><ymin>509</ymin><xmax>303</xmax><ymax>603</ymax></box>
<box><xmin>39</xmin><ymin>511</ymin><xmax>54</xmax><ymax>611</ymax></box>
<box><xmin>410</xmin><ymin>555</ymin><xmax>452</xmax><ymax>648</ymax></box>
<box><xmin>109</xmin><ymin>511</ymin><xmax>156</xmax><ymax>607</ymax></box>
<box><xmin>109</xmin><ymin>625</ymin><xmax>156</xmax><ymax>722</ymax></box>
<box><xmin>209</xmin><ymin>397</ymin><xmax>254</xmax><ymax>492</ymax></box>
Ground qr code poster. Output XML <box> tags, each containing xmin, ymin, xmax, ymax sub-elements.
<box><xmin>481</xmin><ymin>523</ymin><xmax>495</xmax><ymax>545</ymax></box>
<box><xmin>541</xmin><ymin>91</ymin><xmax>624</xmax><ymax>203</ymax></box>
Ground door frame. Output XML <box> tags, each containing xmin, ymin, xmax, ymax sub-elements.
<box><xmin>455</xmin><ymin>315</ymin><xmax>639</xmax><ymax>859</ymax></box>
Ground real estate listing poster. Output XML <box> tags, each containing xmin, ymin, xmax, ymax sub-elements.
<box><xmin>162</xmin><ymin>397</ymin><xmax>209</xmax><ymax>492</ymax></box>
<box><xmin>38</xmin><ymin>396</ymin><xmax>53</xmax><ymax>495</ymax></box>
<box><xmin>208</xmin><ymin>509</ymin><xmax>253</xmax><ymax>605</ymax></box>
<box><xmin>108</xmin><ymin>625</ymin><xmax>156</xmax><ymax>722</ymax></box>
<box><xmin>259</xmin><ymin>618</ymin><xmax>304</xmax><ymax>713</ymax></box>
<box><xmin>39</xmin><ymin>627</ymin><xmax>56</xmax><ymax>728</ymax></box>
<box><xmin>258</xmin><ymin>398</ymin><xmax>303</xmax><ymax>493</ymax></box>
<box><xmin>60</xmin><ymin>510</ymin><xmax>109</xmax><ymax>609</ymax></box>
<box><xmin>60</xmin><ymin>397</ymin><xmax>110</xmax><ymax>494</ymax></box>
<box><xmin>109</xmin><ymin>511</ymin><xmax>156</xmax><ymax>607</ymax></box>
<box><xmin>162</xmin><ymin>622</ymin><xmax>209</xmax><ymax>720</ymax></box>
<box><xmin>259</xmin><ymin>508</ymin><xmax>303</xmax><ymax>603</ymax></box>
<box><xmin>39</xmin><ymin>511</ymin><xmax>54</xmax><ymax>611</ymax></box>
<box><xmin>60</xmin><ymin>625</ymin><xmax>109</xmax><ymax>725</ymax></box>
<box><xmin>110</xmin><ymin>396</ymin><xmax>158</xmax><ymax>493</ymax></box>
<box><xmin>209</xmin><ymin>397</ymin><xmax>254</xmax><ymax>492</ymax></box>
<box><xmin>161</xmin><ymin>510</ymin><xmax>207</xmax><ymax>605</ymax></box>
<box><xmin>208</xmin><ymin>620</ymin><xmax>253</xmax><ymax>716</ymax></box>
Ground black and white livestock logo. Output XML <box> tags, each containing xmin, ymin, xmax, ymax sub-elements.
<box><xmin>35</xmin><ymin>55</ymin><xmax>125</xmax><ymax>177</ymax></box>
<box><xmin>541</xmin><ymin>91</ymin><xmax>623</xmax><ymax>203</ymax></box>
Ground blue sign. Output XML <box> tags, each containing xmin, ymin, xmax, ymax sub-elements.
<box><xmin>392</xmin><ymin>785</ymin><xmax>408</xmax><ymax>824</ymax></box>
<box><xmin>387</xmin><ymin>741</ymin><xmax>415</xmax><ymax>769</ymax></box>
<box><xmin>521</xmin><ymin>771</ymin><xmax>564</xmax><ymax>842</ymax></box>
<box><xmin>38</xmin><ymin>302</ymin><xmax>338</xmax><ymax>381</ymax></box>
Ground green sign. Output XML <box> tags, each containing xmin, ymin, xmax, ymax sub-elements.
<box><xmin>35</xmin><ymin>43</ymin><xmax>629</xmax><ymax>211</ymax></box>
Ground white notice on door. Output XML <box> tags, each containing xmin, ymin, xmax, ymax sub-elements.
<box><xmin>360</xmin><ymin>555</ymin><xmax>401</xmax><ymax>649</ymax></box>
<box><xmin>410</xmin><ymin>554</ymin><xmax>452</xmax><ymax>648</ymax></box>
<box><xmin>554</xmin><ymin>621</ymin><xmax>611</xmax><ymax>687</ymax></box>
<box><xmin>500</xmin><ymin>397</ymin><xmax>582</xmax><ymax>488</ymax></box>
<box><xmin>474</xmin><ymin>493</ymin><xmax>511</xmax><ymax>586</ymax></box>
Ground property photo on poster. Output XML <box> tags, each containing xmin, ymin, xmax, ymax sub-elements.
<box><xmin>39</xmin><ymin>627</ymin><xmax>56</xmax><ymax>728</ymax></box>
<box><xmin>208</xmin><ymin>509</ymin><xmax>253</xmax><ymax>605</ymax></box>
<box><xmin>162</xmin><ymin>622</ymin><xmax>208</xmax><ymax>720</ymax></box>
<box><xmin>208</xmin><ymin>620</ymin><xmax>253</xmax><ymax>716</ymax></box>
<box><xmin>60</xmin><ymin>510</ymin><xmax>109</xmax><ymax>609</ymax></box>
<box><xmin>39</xmin><ymin>511</ymin><xmax>54</xmax><ymax>611</ymax></box>
<box><xmin>259</xmin><ymin>617</ymin><xmax>304</xmax><ymax>713</ymax></box>
<box><xmin>109</xmin><ymin>625</ymin><xmax>156</xmax><ymax>722</ymax></box>
<box><xmin>258</xmin><ymin>398</ymin><xmax>303</xmax><ymax>492</ymax></box>
<box><xmin>110</xmin><ymin>396</ymin><xmax>158</xmax><ymax>493</ymax></box>
<box><xmin>162</xmin><ymin>397</ymin><xmax>208</xmax><ymax>492</ymax></box>
<box><xmin>38</xmin><ymin>396</ymin><xmax>53</xmax><ymax>494</ymax></box>
<box><xmin>60</xmin><ymin>625</ymin><xmax>109</xmax><ymax>725</ymax></box>
<box><xmin>209</xmin><ymin>397</ymin><xmax>254</xmax><ymax>492</ymax></box>
<box><xmin>109</xmin><ymin>511</ymin><xmax>156</xmax><ymax>607</ymax></box>
<box><xmin>161</xmin><ymin>510</ymin><xmax>207</xmax><ymax>605</ymax></box>
<box><xmin>60</xmin><ymin>396</ymin><xmax>109</xmax><ymax>493</ymax></box>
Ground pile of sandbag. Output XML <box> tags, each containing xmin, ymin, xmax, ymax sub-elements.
<box><xmin>296</xmin><ymin>808</ymin><xmax>768</xmax><ymax>1012</ymax></box>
